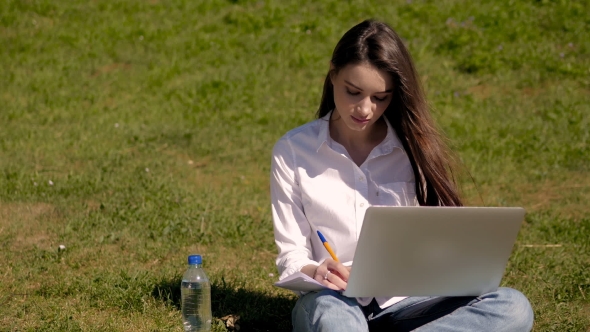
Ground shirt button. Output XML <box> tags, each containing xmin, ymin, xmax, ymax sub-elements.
<box><xmin>360</xmin><ymin>203</ymin><xmax>365</xmax><ymax>207</ymax></box>
<box><xmin>359</xmin><ymin>177</ymin><xmax>364</xmax><ymax>182</ymax></box>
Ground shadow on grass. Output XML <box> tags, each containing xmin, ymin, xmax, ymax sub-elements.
<box><xmin>152</xmin><ymin>276</ymin><xmax>296</xmax><ymax>332</ymax></box>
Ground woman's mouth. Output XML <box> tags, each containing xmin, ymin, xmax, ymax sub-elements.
<box><xmin>351</xmin><ymin>116</ymin><xmax>370</xmax><ymax>124</ymax></box>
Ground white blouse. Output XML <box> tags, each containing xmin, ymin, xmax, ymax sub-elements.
<box><xmin>270</xmin><ymin>111</ymin><xmax>419</xmax><ymax>308</ymax></box>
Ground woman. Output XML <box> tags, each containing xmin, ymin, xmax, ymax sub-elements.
<box><xmin>270</xmin><ymin>19</ymin><xmax>533</xmax><ymax>331</ymax></box>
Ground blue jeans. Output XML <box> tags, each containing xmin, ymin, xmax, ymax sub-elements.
<box><xmin>292</xmin><ymin>288</ymin><xmax>534</xmax><ymax>331</ymax></box>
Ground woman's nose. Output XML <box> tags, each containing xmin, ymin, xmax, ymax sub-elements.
<box><xmin>357</xmin><ymin>96</ymin><xmax>374</xmax><ymax>115</ymax></box>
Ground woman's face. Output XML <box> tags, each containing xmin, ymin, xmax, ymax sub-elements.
<box><xmin>331</xmin><ymin>62</ymin><xmax>394</xmax><ymax>134</ymax></box>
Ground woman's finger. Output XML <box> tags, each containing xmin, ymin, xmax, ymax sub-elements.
<box><xmin>311</xmin><ymin>259</ymin><xmax>350</xmax><ymax>290</ymax></box>
<box><xmin>325</xmin><ymin>260</ymin><xmax>350</xmax><ymax>282</ymax></box>
<box><xmin>323</xmin><ymin>270</ymin><xmax>347</xmax><ymax>290</ymax></box>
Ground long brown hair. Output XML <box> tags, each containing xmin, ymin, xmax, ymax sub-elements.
<box><xmin>317</xmin><ymin>19</ymin><xmax>462</xmax><ymax>206</ymax></box>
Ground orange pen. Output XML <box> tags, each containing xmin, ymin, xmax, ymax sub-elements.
<box><xmin>317</xmin><ymin>230</ymin><xmax>339</xmax><ymax>262</ymax></box>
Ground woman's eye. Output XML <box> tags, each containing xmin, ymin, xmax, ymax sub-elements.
<box><xmin>346</xmin><ymin>89</ymin><xmax>360</xmax><ymax>96</ymax></box>
<box><xmin>374</xmin><ymin>96</ymin><xmax>387</xmax><ymax>102</ymax></box>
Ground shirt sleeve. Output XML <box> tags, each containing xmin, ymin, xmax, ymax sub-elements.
<box><xmin>270</xmin><ymin>137</ymin><xmax>319</xmax><ymax>280</ymax></box>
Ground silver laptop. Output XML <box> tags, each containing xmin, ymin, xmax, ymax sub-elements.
<box><xmin>342</xmin><ymin>206</ymin><xmax>525</xmax><ymax>297</ymax></box>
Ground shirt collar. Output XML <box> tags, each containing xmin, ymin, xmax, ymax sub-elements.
<box><xmin>316</xmin><ymin>110</ymin><xmax>404</xmax><ymax>156</ymax></box>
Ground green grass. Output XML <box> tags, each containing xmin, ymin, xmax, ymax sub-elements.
<box><xmin>1</xmin><ymin>0</ymin><xmax>589</xmax><ymax>330</ymax></box>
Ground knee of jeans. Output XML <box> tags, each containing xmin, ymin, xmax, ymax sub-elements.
<box><xmin>293</xmin><ymin>290</ymin><xmax>363</xmax><ymax>331</ymax></box>
<box><xmin>497</xmin><ymin>287</ymin><xmax>534</xmax><ymax>330</ymax></box>
<box><xmin>312</xmin><ymin>290</ymin><xmax>351</xmax><ymax>309</ymax></box>
<box><xmin>295</xmin><ymin>290</ymin><xmax>348</xmax><ymax>315</ymax></box>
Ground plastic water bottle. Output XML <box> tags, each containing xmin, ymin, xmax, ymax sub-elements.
<box><xmin>181</xmin><ymin>254</ymin><xmax>212</xmax><ymax>332</ymax></box>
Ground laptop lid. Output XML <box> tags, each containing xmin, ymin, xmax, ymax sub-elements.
<box><xmin>342</xmin><ymin>206</ymin><xmax>525</xmax><ymax>297</ymax></box>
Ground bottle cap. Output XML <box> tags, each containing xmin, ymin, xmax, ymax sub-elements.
<box><xmin>188</xmin><ymin>254</ymin><xmax>202</xmax><ymax>265</ymax></box>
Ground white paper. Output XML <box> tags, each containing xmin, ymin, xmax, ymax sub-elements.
<box><xmin>273</xmin><ymin>272</ymin><xmax>330</xmax><ymax>292</ymax></box>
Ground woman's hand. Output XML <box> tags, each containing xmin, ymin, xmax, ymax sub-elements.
<box><xmin>302</xmin><ymin>259</ymin><xmax>350</xmax><ymax>291</ymax></box>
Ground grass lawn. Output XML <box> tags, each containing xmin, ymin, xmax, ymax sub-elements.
<box><xmin>1</xmin><ymin>0</ymin><xmax>589</xmax><ymax>331</ymax></box>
